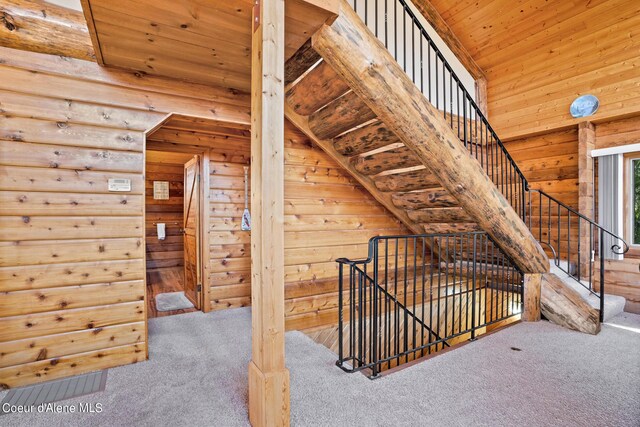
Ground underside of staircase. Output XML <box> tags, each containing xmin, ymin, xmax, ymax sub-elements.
<box><xmin>285</xmin><ymin>1</ymin><xmax>603</xmax><ymax>335</ymax></box>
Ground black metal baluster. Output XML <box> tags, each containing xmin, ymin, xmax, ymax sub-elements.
<box><xmin>436</xmin><ymin>236</ymin><xmax>442</xmax><ymax>351</ymax></box>
<box><xmin>599</xmin><ymin>230</ymin><xmax>605</xmax><ymax>323</ymax></box>
<box><xmin>385</xmin><ymin>238</ymin><xmax>390</xmax><ymax>368</ymax></box>
<box><xmin>444</xmin><ymin>236</ymin><xmax>450</xmax><ymax>340</ymax></box>
<box><xmin>568</xmin><ymin>211</ymin><xmax>571</xmax><ymax>277</ymax></box>
<box><xmin>471</xmin><ymin>234</ymin><xmax>478</xmax><ymax>339</ymax></box>
<box><xmin>429</xmin><ymin>236</ymin><xmax>435</xmax><ymax>354</ymax></box>
<box><xmin>403</xmin><ymin>236</ymin><xmax>409</xmax><ymax>362</ymax></box>
<box><xmin>372</xmin><ymin>242</ymin><xmax>379</xmax><ymax>376</ymax></box>
<box><xmin>421</xmin><ymin>237</ymin><xmax>427</xmax><ymax>357</ymax></box>
<box><xmin>412</xmin><ymin>238</ymin><xmax>418</xmax><ymax>360</ymax></box>
<box><xmin>394</xmin><ymin>237</ymin><xmax>399</xmax><ymax>364</ymax></box>
<box><xmin>338</xmin><ymin>261</ymin><xmax>344</xmax><ymax>365</ymax></box>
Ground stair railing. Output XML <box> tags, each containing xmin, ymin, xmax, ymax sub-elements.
<box><xmin>348</xmin><ymin>0</ymin><xmax>630</xmax><ymax>321</ymax></box>
<box><xmin>336</xmin><ymin>232</ymin><xmax>523</xmax><ymax>378</ymax></box>
<box><xmin>527</xmin><ymin>189</ymin><xmax>629</xmax><ymax>320</ymax></box>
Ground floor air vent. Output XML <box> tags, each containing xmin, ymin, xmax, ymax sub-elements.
<box><xmin>0</xmin><ymin>370</ymin><xmax>107</xmax><ymax>414</ymax></box>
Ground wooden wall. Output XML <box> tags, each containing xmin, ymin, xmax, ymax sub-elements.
<box><xmin>144</xmin><ymin>151</ymin><xmax>192</xmax><ymax>271</ymax></box>
<box><xmin>207</xmin><ymin>132</ymin><xmax>251</xmax><ymax>312</ymax></box>
<box><xmin>0</xmin><ymin>46</ymin><xmax>249</xmax><ymax>389</ymax></box>
<box><xmin>595</xmin><ymin>115</ymin><xmax>640</xmax><ymax>150</ymax></box>
<box><xmin>502</xmin><ymin>129</ymin><xmax>580</xmax><ymax>260</ymax></box>
<box><xmin>485</xmin><ymin>0</ymin><xmax>640</xmax><ymax>139</ymax></box>
<box><xmin>282</xmin><ymin>122</ymin><xmax>409</xmax><ymax>331</ymax></box>
<box><xmin>205</xmin><ymin>120</ymin><xmax>410</xmax><ymax>326</ymax></box>
<box><xmin>504</xmin><ymin>128</ymin><xmax>579</xmax><ymax>206</ymax></box>
<box><xmin>429</xmin><ymin>0</ymin><xmax>640</xmax><ymax>141</ymax></box>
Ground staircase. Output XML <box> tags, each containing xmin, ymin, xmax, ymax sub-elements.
<box><xmin>284</xmin><ymin>0</ymin><xmax>629</xmax><ymax>338</ymax></box>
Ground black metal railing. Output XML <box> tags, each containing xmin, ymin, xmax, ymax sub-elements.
<box><xmin>350</xmin><ymin>0</ymin><xmax>527</xmax><ymax>219</ymax></box>
<box><xmin>349</xmin><ymin>0</ymin><xmax>630</xmax><ymax>320</ymax></box>
<box><xmin>527</xmin><ymin>189</ymin><xmax>630</xmax><ymax>320</ymax></box>
<box><xmin>337</xmin><ymin>232</ymin><xmax>523</xmax><ymax>378</ymax></box>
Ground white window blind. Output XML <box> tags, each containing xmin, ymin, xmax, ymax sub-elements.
<box><xmin>597</xmin><ymin>154</ymin><xmax>624</xmax><ymax>260</ymax></box>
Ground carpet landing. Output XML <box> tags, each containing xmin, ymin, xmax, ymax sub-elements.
<box><xmin>1</xmin><ymin>309</ymin><xmax>638</xmax><ymax>426</ymax></box>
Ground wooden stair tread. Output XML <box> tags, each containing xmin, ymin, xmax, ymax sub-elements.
<box><xmin>423</xmin><ymin>223</ymin><xmax>482</xmax><ymax>234</ymax></box>
<box><xmin>308</xmin><ymin>91</ymin><xmax>376</xmax><ymax>140</ymax></box>
<box><xmin>354</xmin><ymin>146</ymin><xmax>421</xmax><ymax>175</ymax></box>
<box><xmin>375</xmin><ymin>168</ymin><xmax>441</xmax><ymax>192</ymax></box>
<box><xmin>286</xmin><ymin>60</ymin><xmax>350</xmax><ymax>116</ymax></box>
<box><xmin>392</xmin><ymin>189</ymin><xmax>459</xmax><ymax>209</ymax></box>
<box><xmin>408</xmin><ymin>207</ymin><xmax>472</xmax><ymax>223</ymax></box>
<box><xmin>333</xmin><ymin>120</ymin><xmax>400</xmax><ymax>156</ymax></box>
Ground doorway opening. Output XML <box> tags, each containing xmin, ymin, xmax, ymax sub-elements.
<box><xmin>142</xmin><ymin>114</ymin><xmax>251</xmax><ymax>322</ymax></box>
<box><xmin>144</xmin><ymin>118</ymin><xmax>209</xmax><ymax>318</ymax></box>
<box><xmin>145</xmin><ymin>149</ymin><xmax>203</xmax><ymax>318</ymax></box>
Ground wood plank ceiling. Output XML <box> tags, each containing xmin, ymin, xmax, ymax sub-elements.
<box><xmin>428</xmin><ymin>0</ymin><xmax>640</xmax><ymax>138</ymax></box>
<box><xmin>81</xmin><ymin>0</ymin><xmax>337</xmax><ymax>92</ymax></box>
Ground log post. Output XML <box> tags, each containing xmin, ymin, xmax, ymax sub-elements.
<box><xmin>312</xmin><ymin>1</ymin><xmax>549</xmax><ymax>274</ymax></box>
<box><xmin>578</xmin><ymin>122</ymin><xmax>595</xmax><ymax>277</ymax></box>
<box><xmin>522</xmin><ymin>273</ymin><xmax>542</xmax><ymax>321</ymax></box>
<box><xmin>248</xmin><ymin>1</ymin><xmax>290</xmax><ymax>426</ymax></box>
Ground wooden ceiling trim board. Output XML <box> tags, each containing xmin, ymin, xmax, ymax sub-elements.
<box><xmin>79</xmin><ymin>0</ymin><xmax>104</xmax><ymax>65</ymax></box>
<box><xmin>410</xmin><ymin>0</ymin><xmax>485</xmax><ymax>80</ymax></box>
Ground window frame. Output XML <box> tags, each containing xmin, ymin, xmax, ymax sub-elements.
<box><xmin>623</xmin><ymin>151</ymin><xmax>640</xmax><ymax>256</ymax></box>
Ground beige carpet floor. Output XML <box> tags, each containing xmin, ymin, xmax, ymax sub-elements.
<box><xmin>1</xmin><ymin>308</ymin><xmax>639</xmax><ymax>426</ymax></box>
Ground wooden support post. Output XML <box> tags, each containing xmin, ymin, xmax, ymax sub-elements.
<box><xmin>312</xmin><ymin>2</ymin><xmax>549</xmax><ymax>274</ymax></box>
<box><xmin>578</xmin><ymin>122</ymin><xmax>595</xmax><ymax>277</ymax></box>
<box><xmin>248</xmin><ymin>1</ymin><xmax>290</xmax><ymax>426</ymax></box>
<box><xmin>522</xmin><ymin>274</ymin><xmax>542</xmax><ymax>322</ymax></box>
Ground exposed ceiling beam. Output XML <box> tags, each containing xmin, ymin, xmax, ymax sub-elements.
<box><xmin>0</xmin><ymin>0</ymin><xmax>95</xmax><ymax>61</ymax></box>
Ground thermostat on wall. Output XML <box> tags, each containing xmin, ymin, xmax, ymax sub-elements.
<box><xmin>108</xmin><ymin>178</ymin><xmax>132</xmax><ymax>192</ymax></box>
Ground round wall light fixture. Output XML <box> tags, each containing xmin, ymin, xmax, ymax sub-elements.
<box><xmin>570</xmin><ymin>94</ymin><xmax>599</xmax><ymax>118</ymax></box>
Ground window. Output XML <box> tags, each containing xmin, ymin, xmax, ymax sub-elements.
<box><xmin>624</xmin><ymin>152</ymin><xmax>640</xmax><ymax>252</ymax></box>
<box><xmin>631</xmin><ymin>157</ymin><xmax>640</xmax><ymax>245</ymax></box>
